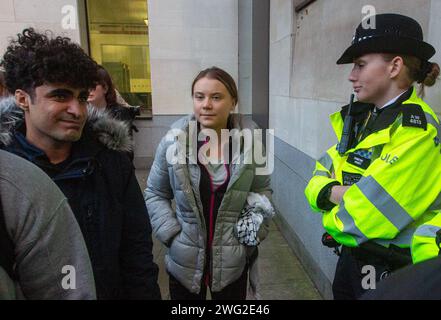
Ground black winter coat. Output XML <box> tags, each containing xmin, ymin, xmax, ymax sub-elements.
<box><xmin>0</xmin><ymin>101</ymin><xmax>161</xmax><ymax>299</ymax></box>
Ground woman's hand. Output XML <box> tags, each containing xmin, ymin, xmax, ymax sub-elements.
<box><xmin>330</xmin><ymin>185</ymin><xmax>350</xmax><ymax>205</ymax></box>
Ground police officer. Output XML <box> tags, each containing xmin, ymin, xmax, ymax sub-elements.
<box><xmin>304</xmin><ymin>13</ymin><xmax>441</xmax><ymax>299</ymax></box>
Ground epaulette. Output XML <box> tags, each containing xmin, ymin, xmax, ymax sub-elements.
<box><xmin>401</xmin><ymin>103</ymin><xmax>427</xmax><ymax>130</ymax></box>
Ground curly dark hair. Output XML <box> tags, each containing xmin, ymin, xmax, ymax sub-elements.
<box><xmin>1</xmin><ymin>28</ymin><xmax>99</xmax><ymax>97</ymax></box>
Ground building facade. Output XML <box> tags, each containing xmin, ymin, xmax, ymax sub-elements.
<box><xmin>1</xmin><ymin>0</ymin><xmax>440</xmax><ymax>299</ymax></box>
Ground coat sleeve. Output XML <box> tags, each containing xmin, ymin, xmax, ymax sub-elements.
<box><xmin>144</xmin><ymin>137</ymin><xmax>182</xmax><ymax>246</ymax></box>
<box><xmin>2</xmin><ymin>168</ymin><xmax>96</xmax><ymax>300</ymax></box>
<box><xmin>323</xmin><ymin>123</ymin><xmax>441</xmax><ymax>247</ymax></box>
<box><xmin>250</xmin><ymin>158</ymin><xmax>274</xmax><ymax>243</ymax></box>
<box><xmin>412</xmin><ymin>212</ymin><xmax>441</xmax><ymax>264</ymax></box>
<box><xmin>304</xmin><ymin>146</ymin><xmax>341</xmax><ymax>212</ymax></box>
<box><xmin>119</xmin><ymin>157</ymin><xmax>161</xmax><ymax>299</ymax></box>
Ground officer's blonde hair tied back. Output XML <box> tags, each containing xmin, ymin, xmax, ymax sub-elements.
<box><xmin>382</xmin><ymin>54</ymin><xmax>440</xmax><ymax>98</ymax></box>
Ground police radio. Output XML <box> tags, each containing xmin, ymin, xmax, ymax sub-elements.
<box><xmin>337</xmin><ymin>93</ymin><xmax>355</xmax><ymax>156</ymax></box>
<box><xmin>322</xmin><ymin>232</ymin><xmax>341</xmax><ymax>256</ymax></box>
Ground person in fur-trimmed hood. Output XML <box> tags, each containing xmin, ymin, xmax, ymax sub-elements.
<box><xmin>0</xmin><ymin>28</ymin><xmax>161</xmax><ymax>300</ymax></box>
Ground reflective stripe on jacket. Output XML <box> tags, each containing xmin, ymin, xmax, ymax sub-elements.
<box><xmin>412</xmin><ymin>212</ymin><xmax>441</xmax><ymax>263</ymax></box>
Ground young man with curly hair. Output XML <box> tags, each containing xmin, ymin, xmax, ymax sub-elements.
<box><xmin>0</xmin><ymin>28</ymin><xmax>161</xmax><ymax>300</ymax></box>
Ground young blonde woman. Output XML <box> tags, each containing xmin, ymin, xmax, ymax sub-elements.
<box><xmin>145</xmin><ymin>67</ymin><xmax>273</xmax><ymax>299</ymax></box>
<box><xmin>305</xmin><ymin>13</ymin><xmax>441</xmax><ymax>299</ymax></box>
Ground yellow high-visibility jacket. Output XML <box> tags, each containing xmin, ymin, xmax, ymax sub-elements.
<box><xmin>305</xmin><ymin>87</ymin><xmax>441</xmax><ymax>249</ymax></box>
<box><xmin>412</xmin><ymin>212</ymin><xmax>441</xmax><ymax>263</ymax></box>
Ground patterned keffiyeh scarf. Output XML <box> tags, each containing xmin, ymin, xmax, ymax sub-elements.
<box><xmin>235</xmin><ymin>193</ymin><xmax>275</xmax><ymax>246</ymax></box>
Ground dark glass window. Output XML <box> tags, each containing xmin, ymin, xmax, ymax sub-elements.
<box><xmin>86</xmin><ymin>0</ymin><xmax>152</xmax><ymax>117</ymax></box>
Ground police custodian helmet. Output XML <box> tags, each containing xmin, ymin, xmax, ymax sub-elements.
<box><xmin>337</xmin><ymin>13</ymin><xmax>436</xmax><ymax>64</ymax></box>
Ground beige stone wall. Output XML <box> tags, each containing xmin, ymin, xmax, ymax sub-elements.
<box><xmin>238</xmin><ymin>0</ymin><xmax>252</xmax><ymax>115</ymax></box>
<box><xmin>147</xmin><ymin>0</ymin><xmax>239</xmax><ymax>115</ymax></box>
<box><xmin>0</xmin><ymin>0</ymin><xmax>82</xmax><ymax>55</ymax></box>
<box><xmin>425</xmin><ymin>0</ymin><xmax>441</xmax><ymax>110</ymax></box>
<box><xmin>270</xmin><ymin>0</ymin><xmax>440</xmax><ymax>160</ymax></box>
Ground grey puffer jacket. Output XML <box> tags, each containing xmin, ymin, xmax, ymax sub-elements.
<box><xmin>145</xmin><ymin>114</ymin><xmax>272</xmax><ymax>293</ymax></box>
